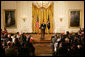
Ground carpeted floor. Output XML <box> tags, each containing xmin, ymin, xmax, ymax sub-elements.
<box><xmin>33</xmin><ymin>43</ymin><xmax>53</xmax><ymax>56</ymax></box>
<box><xmin>30</xmin><ymin>34</ymin><xmax>59</xmax><ymax>56</ymax></box>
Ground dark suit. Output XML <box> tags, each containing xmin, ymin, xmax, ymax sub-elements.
<box><xmin>40</xmin><ymin>24</ymin><xmax>46</xmax><ymax>39</ymax></box>
<box><xmin>47</xmin><ymin>23</ymin><xmax>50</xmax><ymax>30</ymax></box>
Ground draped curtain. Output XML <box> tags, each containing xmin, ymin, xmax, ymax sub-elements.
<box><xmin>32</xmin><ymin>3</ymin><xmax>53</xmax><ymax>33</ymax></box>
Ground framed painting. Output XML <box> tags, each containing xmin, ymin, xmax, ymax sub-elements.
<box><xmin>4</xmin><ymin>9</ymin><xmax>17</xmax><ymax>28</ymax></box>
<box><xmin>69</xmin><ymin>10</ymin><xmax>81</xmax><ymax>28</ymax></box>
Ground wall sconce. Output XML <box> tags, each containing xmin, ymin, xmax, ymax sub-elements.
<box><xmin>60</xmin><ymin>18</ymin><xmax>62</xmax><ymax>22</ymax></box>
<box><xmin>23</xmin><ymin>18</ymin><xmax>26</xmax><ymax>22</ymax></box>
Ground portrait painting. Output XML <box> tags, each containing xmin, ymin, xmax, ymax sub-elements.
<box><xmin>69</xmin><ymin>10</ymin><xmax>81</xmax><ymax>28</ymax></box>
<box><xmin>4</xmin><ymin>10</ymin><xmax>16</xmax><ymax>28</ymax></box>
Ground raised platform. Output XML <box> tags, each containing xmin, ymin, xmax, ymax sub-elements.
<box><xmin>31</xmin><ymin>34</ymin><xmax>53</xmax><ymax>43</ymax></box>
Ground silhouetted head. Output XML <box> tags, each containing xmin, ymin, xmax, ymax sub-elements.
<box><xmin>66</xmin><ymin>31</ymin><xmax>69</xmax><ymax>35</ymax></box>
<box><xmin>16</xmin><ymin>32</ymin><xmax>19</xmax><ymax>34</ymax></box>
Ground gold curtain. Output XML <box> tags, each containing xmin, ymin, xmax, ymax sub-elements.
<box><xmin>32</xmin><ymin>3</ymin><xmax>53</xmax><ymax>33</ymax></box>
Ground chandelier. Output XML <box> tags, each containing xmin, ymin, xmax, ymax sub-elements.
<box><xmin>33</xmin><ymin>1</ymin><xmax>53</xmax><ymax>8</ymax></box>
<box><xmin>33</xmin><ymin>1</ymin><xmax>53</xmax><ymax>22</ymax></box>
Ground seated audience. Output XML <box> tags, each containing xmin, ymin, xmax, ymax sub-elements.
<box><xmin>7</xmin><ymin>34</ymin><xmax>12</xmax><ymax>42</ymax></box>
<box><xmin>51</xmin><ymin>28</ymin><xmax>84</xmax><ymax>56</ymax></box>
<box><xmin>2</xmin><ymin>28</ymin><xmax>8</xmax><ymax>34</ymax></box>
<box><xmin>5</xmin><ymin>42</ymin><xmax>18</xmax><ymax>56</ymax></box>
<box><xmin>0</xmin><ymin>28</ymin><xmax>84</xmax><ymax>56</ymax></box>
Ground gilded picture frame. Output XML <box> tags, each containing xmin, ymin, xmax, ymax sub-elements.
<box><xmin>4</xmin><ymin>9</ymin><xmax>17</xmax><ymax>28</ymax></box>
<box><xmin>69</xmin><ymin>9</ymin><xmax>81</xmax><ymax>28</ymax></box>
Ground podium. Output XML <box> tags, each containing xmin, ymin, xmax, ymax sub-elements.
<box><xmin>41</xmin><ymin>27</ymin><xmax>45</xmax><ymax>40</ymax></box>
<box><xmin>40</xmin><ymin>24</ymin><xmax>46</xmax><ymax>40</ymax></box>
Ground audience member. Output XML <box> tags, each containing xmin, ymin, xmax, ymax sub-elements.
<box><xmin>1</xmin><ymin>28</ymin><xmax>84</xmax><ymax>56</ymax></box>
<box><xmin>5</xmin><ymin>42</ymin><xmax>18</xmax><ymax>56</ymax></box>
<box><xmin>52</xmin><ymin>28</ymin><xmax>84</xmax><ymax>56</ymax></box>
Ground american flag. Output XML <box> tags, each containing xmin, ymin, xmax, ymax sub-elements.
<box><xmin>36</xmin><ymin>16</ymin><xmax>39</xmax><ymax>28</ymax></box>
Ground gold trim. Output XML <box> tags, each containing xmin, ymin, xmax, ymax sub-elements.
<box><xmin>69</xmin><ymin>9</ymin><xmax>81</xmax><ymax>28</ymax></box>
<box><xmin>4</xmin><ymin>9</ymin><xmax>17</xmax><ymax>29</ymax></box>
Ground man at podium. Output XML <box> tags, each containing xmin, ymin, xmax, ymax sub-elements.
<box><xmin>40</xmin><ymin>22</ymin><xmax>46</xmax><ymax>40</ymax></box>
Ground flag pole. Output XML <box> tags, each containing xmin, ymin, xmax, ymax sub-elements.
<box><xmin>42</xmin><ymin>1</ymin><xmax>44</xmax><ymax>22</ymax></box>
<box><xmin>37</xmin><ymin>9</ymin><xmax>39</xmax><ymax>33</ymax></box>
<box><xmin>48</xmin><ymin>9</ymin><xmax>50</xmax><ymax>34</ymax></box>
<box><xmin>41</xmin><ymin>1</ymin><xmax>44</xmax><ymax>23</ymax></box>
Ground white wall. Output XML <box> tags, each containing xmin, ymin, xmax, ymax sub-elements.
<box><xmin>16</xmin><ymin>1</ymin><xmax>32</xmax><ymax>33</ymax></box>
<box><xmin>53</xmin><ymin>1</ymin><xmax>84</xmax><ymax>33</ymax></box>
<box><xmin>1</xmin><ymin>1</ymin><xmax>32</xmax><ymax>33</ymax></box>
<box><xmin>1</xmin><ymin>1</ymin><xmax>84</xmax><ymax>33</ymax></box>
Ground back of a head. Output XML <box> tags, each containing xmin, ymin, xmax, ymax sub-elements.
<box><xmin>14</xmin><ymin>38</ymin><xmax>19</xmax><ymax>44</ymax></box>
<box><xmin>8</xmin><ymin>42</ymin><xmax>11</xmax><ymax>47</ymax></box>
<box><xmin>65</xmin><ymin>37</ymin><xmax>69</xmax><ymax>43</ymax></box>
<box><xmin>16</xmin><ymin>32</ymin><xmax>19</xmax><ymax>34</ymax></box>
<box><xmin>8</xmin><ymin>34</ymin><xmax>11</xmax><ymax>38</ymax></box>
<box><xmin>66</xmin><ymin>31</ymin><xmax>69</xmax><ymax>35</ymax></box>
